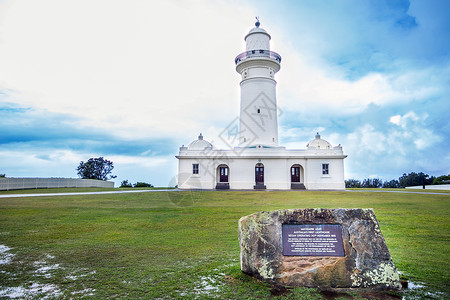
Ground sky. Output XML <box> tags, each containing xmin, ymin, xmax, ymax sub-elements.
<box><xmin>0</xmin><ymin>0</ymin><xmax>449</xmax><ymax>187</ymax></box>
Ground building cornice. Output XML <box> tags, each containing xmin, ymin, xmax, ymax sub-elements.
<box><xmin>176</xmin><ymin>153</ymin><xmax>347</xmax><ymax>159</ymax></box>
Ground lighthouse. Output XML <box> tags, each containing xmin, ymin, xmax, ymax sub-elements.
<box><xmin>235</xmin><ymin>18</ymin><xmax>281</xmax><ymax>147</ymax></box>
<box><xmin>176</xmin><ymin>19</ymin><xmax>346</xmax><ymax>191</ymax></box>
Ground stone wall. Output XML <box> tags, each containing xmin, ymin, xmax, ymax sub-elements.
<box><xmin>0</xmin><ymin>178</ymin><xmax>114</xmax><ymax>191</ymax></box>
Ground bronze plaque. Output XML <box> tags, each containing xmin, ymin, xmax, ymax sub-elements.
<box><xmin>282</xmin><ymin>224</ymin><xmax>344</xmax><ymax>256</ymax></box>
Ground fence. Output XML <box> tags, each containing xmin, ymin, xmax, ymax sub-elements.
<box><xmin>0</xmin><ymin>178</ymin><xmax>114</xmax><ymax>191</ymax></box>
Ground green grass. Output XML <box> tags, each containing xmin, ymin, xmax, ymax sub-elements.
<box><xmin>0</xmin><ymin>186</ymin><xmax>174</xmax><ymax>194</ymax></box>
<box><xmin>0</xmin><ymin>190</ymin><xmax>448</xmax><ymax>299</ymax></box>
<box><xmin>0</xmin><ymin>187</ymin><xmax>117</xmax><ymax>194</ymax></box>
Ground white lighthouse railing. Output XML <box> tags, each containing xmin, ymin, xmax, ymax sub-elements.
<box><xmin>235</xmin><ymin>50</ymin><xmax>282</xmax><ymax>65</ymax></box>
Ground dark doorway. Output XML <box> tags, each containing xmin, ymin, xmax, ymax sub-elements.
<box><xmin>255</xmin><ymin>163</ymin><xmax>264</xmax><ymax>184</ymax></box>
<box><xmin>216</xmin><ymin>165</ymin><xmax>230</xmax><ymax>189</ymax></box>
<box><xmin>290</xmin><ymin>164</ymin><xmax>305</xmax><ymax>190</ymax></box>
<box><xmin>291</xmin><ymin>166</ymin><xmax>300</xmax><ymax>182</ymax></box>
<box><xmin>219</xmin><ymin>166</ymin><xmax>229</xmax><ymax>182</ymax></box>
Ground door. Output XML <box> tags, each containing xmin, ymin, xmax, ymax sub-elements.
<box><xmin>219</xmin><ymin>166</ymin><xmax>229</xmax><ymax>182</ymax></box>
<box><xmin>291</xmin><ymin>166</ymin><xmax>300</xmax><ymax>182</ymax></box>
<box><xmin>255</xmin><ymin>164</ymin><xmax>264</xmax><ymax>184</ymax></box>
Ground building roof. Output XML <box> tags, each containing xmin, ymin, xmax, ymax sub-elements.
<box><xmin>187</xmin><ymin>133</ymin><xmax>213</xmax><ymax>151</ymax></box>
<box><xmin>307</xmin><ymin>133</ymin><xmax>332</xmax><ymax>149</ymax></box>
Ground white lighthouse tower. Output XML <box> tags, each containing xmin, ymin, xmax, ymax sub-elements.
<box><xmin>176</xmin><ymin>19</ymin><xmax>347</xmax><ymax>191</ymax></box>
<box><xmin>235</xmin><ymin>18</ymin><xmax>281</xmax><ymax>147</ymax></box>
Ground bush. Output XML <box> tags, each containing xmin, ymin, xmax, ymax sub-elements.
<box><xmin>345</xmin><ymin>179</ymin><xmax>361</xmax><ymax>188</ymax></box>
<box><xmin>345</xmin><ymin>178</ymin><xmax>383</xmax><ymax>188</ymax></box>
<box><xmin>134</xmin><ymin>182</ymin><xmax>153</xmax><ymax>188</ymax></box>
<box><xmin>120</xmin><ymin>180</ymin><xmax>133</xmax><ymax>188</ymax></box>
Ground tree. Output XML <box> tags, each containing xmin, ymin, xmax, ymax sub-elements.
<box><xmin>361</xmin><ymin>178</ymin><xmax>383</xmax><ymax>188</ymax></box>
<box><xmin>432</xmin><ymin>174</ymin><xmax>450</xmax><ymax>185</ymax></box>
<box><xmin>0</xmin><ymin>173</ymin><xmax>5</xmax><ymax>178</ymax></box>
<box><xmin>398</xmin><ymin>172</ymin><xmax>433</xmax><ymax>188</ymax></box>
<box><xmin>77</xmin><ymin>157</ymin><xmax>117</xmax><ymax>181</ymax></box>
<box><xmin>120</xmin><ymin>180</ymin><xmax>133</xmax><ymax>188</ymax></box>
<box><xmin>382</xmin><ymin>179</ymin><xmax>400</xmax><ymax>188</ymax></box>
<box><xmin>345</xmin><ymin>179</ymin><xmax>361</xmax><ymax>188</ymax></box>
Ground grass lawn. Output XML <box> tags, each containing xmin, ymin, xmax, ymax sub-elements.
<box><xmin>0</xmin><ymin>189</ymin><xmax>448</xmax><ymax>299</ymax></box>
<box><xmin>0</xmin><ymin>187</ymin><xmax>174</xmax><ymax>195</ymax></box>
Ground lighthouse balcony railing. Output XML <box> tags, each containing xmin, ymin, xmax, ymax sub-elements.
<box><xmin>235</xmin><ymin>50</ymin><xmax>282</xmax><ymax>65</ymax></box>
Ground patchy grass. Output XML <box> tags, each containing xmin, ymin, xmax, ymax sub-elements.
<box><xmin>0</xmin><ymin>190</ymin><xmax>448</xmax><ymax>299</ymax></box>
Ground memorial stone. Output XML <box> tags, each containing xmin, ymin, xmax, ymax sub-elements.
<box><xmin>238</xmin><ymin>208</ymin><xmax>401</xmax><ymax>290</ymax></box>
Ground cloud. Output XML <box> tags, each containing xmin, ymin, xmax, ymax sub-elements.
<box><xmin>389</xmin><ymin>111</ymin><xmax>419</xmax><ymax>128</ymax></box>
<box><xmin>0</xmin><ymin>0</ymin><xmax>255</xmax><ymax>140</ymax></box>
<box><xmin>341</xmin><ymin>109</ymin><xmax>444</xmax><ymax>180</ymax></box>
<box><xmin>276</xmin><ymin>45</ymin><xmax>447</xmax><ymax>120</ymax></box>
<box><xmin>263</xmin><ymin>0</ymin><xmax>450</xmax><ymax>75</ymax></box>
<box><xmin>0</xmin><ymin>146</ymin><xmax>175</xmax><ymax>186</ymax></box>
<box><xmin>0</xmin><ymin>0</ymin><xmax>449</xmax><ymax>185</ymax></box>
<box><xmin>389</xmin><ymin>111</ymin><xmax>442</xmax><ymax>150</ymax></box>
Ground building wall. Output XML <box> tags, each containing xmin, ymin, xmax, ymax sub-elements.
<box><xmin>0</xmin><ymin>178</ymin><xmax>114</xmax><ymax>191</ymax></box>
<box><xmin>178</xmin><ymin>155</ymin><xmax>345</xmax><ymax>190</ymax></box>
<box><xmin>304</xmin><ymin>158</ymin><xmax>346</xmax><ymax>190</ymax></box>
<box><xmin>178</xmin><ymin>158</ymin><xmax>216</xmax><ymax>189</ymax></box>
<box><xmin>229</xmin><ymin>158</ymin><xmax>290</xmax><ymax>190</ymax></box>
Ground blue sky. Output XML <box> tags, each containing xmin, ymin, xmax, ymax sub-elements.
<box><xmin>0</xmin><ymin>0</ymin><xmax>449</xmax><ymax>186</ymax></box>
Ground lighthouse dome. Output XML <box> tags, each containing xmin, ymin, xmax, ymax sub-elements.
<box><xmin>245</xmin><ymin>19</ymin><xmax>271</xmax><ymax>51</ymax></box>
<box><xmin>245</xmin><ymin>26</ymin><xmax>270</xmax><ymax>39</ymax></box>
<box><xmin>307</xmin><ymin>133</ymin><xmax>332</xmax><ymax>149</ymax></box>
<box><xmin>187</xmin><ymin>133</ymin><xmax>213</xmax><ymax>150</ymax></box>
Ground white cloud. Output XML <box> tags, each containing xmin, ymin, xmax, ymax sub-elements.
<box><xmin>346</xmin><ymin>111</ymin><xmax>441</xmax><ymax>157</ymax></box>
<box><xmin>341</xmin><ymin>109</ymin><xmax>444</xmax><ymax>180</ymax></box>
<box><xmin>347</xmin><ymin>124</ymin><xmax>387</xmax><ymax>154</ymax></box>
<box><xmin>389</xmin><ymin>111</ymin><xmax>420</xmax><ymax>128</ymax></box>
<box><xmin>109</xmin><ymin>154</ymin><xmax>170</xmax><ymax>169</ymax></box>
<box><xmin>389</xmin><ymin>115</ymin><xmax>401</xmax><ymax>126</ymax></box>
<box><xmin>276</xmin><ymin>43</ymin><xmax>444</xmax><ymax>116</ymax></box>
<box><xmin>2</xmin><ymin>0</ymin><xmax>443</xmax><ymax>143</ymax></box>
<box><xmin>388</xmin><ymin>111</ymin><xmax>440</xmax><ymax>150</ymax></box>
<box><xmin>0</xmin><ymin>0</ymin><xmax>255</xmax><ymax>141</ymax></box>
<box><xmin>0</xmin><ymin>149</ymin><xmax>85</xmax><ymax>178</ymax></box>
<box><xmin>1</xmin><ymin>0</ymin><xmax>448</xmax><ymax>184</ymax></box>
<box><xmin>0</xmin><ymin>0</ymin><xmax>446</xmax><ymax>144</ymax></box>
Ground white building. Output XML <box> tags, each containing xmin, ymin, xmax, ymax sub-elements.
<box><xmin>177</xmin><ymin>20</ymin><xmax>347</xmax><ymax>190</ymax></box>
